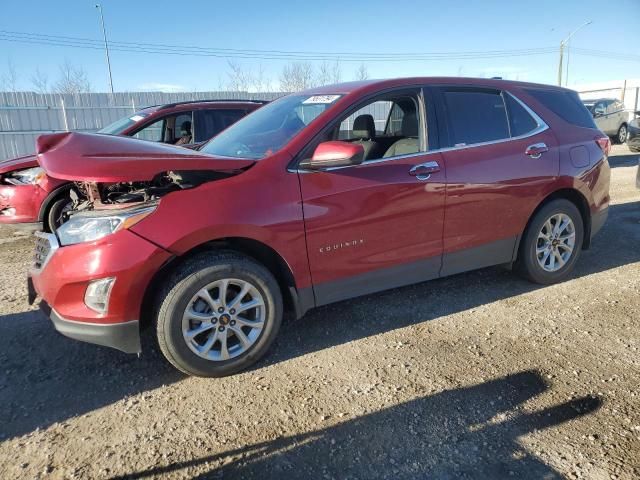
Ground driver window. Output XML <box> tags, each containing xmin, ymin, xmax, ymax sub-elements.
<box><xmin>330</xmin><ymin>92</ymin><xmax>423</xmax><ymax>162</ymax></box>
<box><xmin>133</xmin><ymin>112</ymin><xmax>194</xmax><ymax>144</ymax></box>
<box><xmin>133</xmin><ymin>118</ymin><xmax>164</xmax><ymax>142</ymax></box>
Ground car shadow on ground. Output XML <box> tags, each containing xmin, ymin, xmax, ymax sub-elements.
<box><xmin>112</xmin><ymin>370</ymin><xmax>601</xmax><ymax>479</ymax></box>
<box><xmin>608</xmin><ymin>151</ymin><xmax>639</xmax><ymax>168</ymax></box>
<box><xmin>0</xmin><ymin>201</ymin><xmax>636</xmax><ymax>442</ymax></box>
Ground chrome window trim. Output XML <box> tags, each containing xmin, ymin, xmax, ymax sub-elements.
<box><xmin>293</xmin><ymin>90</ymin><xmax>548</xmax><ymax>174</ymax></box>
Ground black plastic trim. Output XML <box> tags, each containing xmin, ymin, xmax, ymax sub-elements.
<box><xmin>41</xmin><ymin>302</ymin><xmax>141</xmax><ymax>354</ymax></box>
<box><xmin>590</xmin><ymin>207</ymin><xmax>608</xmax><ymax>240</ymax></box>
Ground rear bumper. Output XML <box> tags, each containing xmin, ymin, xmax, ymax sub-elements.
<box><xmin>591</xmin><ymin>206</ymin><xmax>608</xmax><ymax>240</ymax></box>
<box><xmin>39</xmin><ymin>300</ymin><xmax>141</xmax><ymax>353</ymax></box>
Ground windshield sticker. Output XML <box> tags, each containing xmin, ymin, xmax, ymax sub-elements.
<box><xmin>302</xmin><ymin>95</ymin><xmax>341</xmax><ymax>105</ymax></box>
<box><xmin>129</xmin><ymin>115</ymin><xmax>146</xmax><ymax>122</ymax></box>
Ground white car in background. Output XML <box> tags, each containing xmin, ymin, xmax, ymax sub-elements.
<box><xmin>582</xmin><ymin>98</ymin><xmax>629</xmax><ymax>144</ymax></box>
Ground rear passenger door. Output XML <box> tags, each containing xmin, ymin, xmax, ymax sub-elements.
<box><xmin>194</xmin><ymin>109</ymin><xmax>247</xmax><ymax>143</ymax></box>
<box><xmin>434</xmin><ymin>86</ymin><xmax>559</xmax><ymax>276</ymax></box>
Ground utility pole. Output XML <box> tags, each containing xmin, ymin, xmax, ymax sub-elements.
<box><xmin>95</xmin><ymin>4</ymin><xmax>114</xmax><ymax>94</ymax></box>
<box><xmin>557</xmin><ymin>20</ymin><xmax>592</xmax><ymax>86</ymax></box>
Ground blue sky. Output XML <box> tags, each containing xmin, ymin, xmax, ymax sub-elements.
<box><xmin>1</xmin><ymin>0</ymin><xmax>639</xmax><ymax>92</ymax></box>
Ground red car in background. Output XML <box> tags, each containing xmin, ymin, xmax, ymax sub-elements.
<box><xmin>0</xmin><ymin>99</ymin><xmax>266</xmax><ymax>231</ymax></box>
<box><xmin>29</xmin><ymin>78</ymin><xmax>610</xmax><ymax>377</ymax></box>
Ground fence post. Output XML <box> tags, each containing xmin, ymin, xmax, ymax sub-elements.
<box><xmin>621</xmin><ymin>80</ymin><xmax>627</xmax><ymax>102</ymax></box>
<box><xmin>60</xmin><ymin>97</ymin><xmax>69</xmax><ymax>132</ymax></box>
<box><xmin>132</xmin><ymin>98</ymin><xmax>136</xmax><ymax>113</ymax></box>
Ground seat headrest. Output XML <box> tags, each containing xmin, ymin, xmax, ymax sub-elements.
<box><xmin>402</xmin><ymin>112</ymin><xmax>418</xmax><ymax>137</ymax></box>
<box><xmin>352</xmin><ymin>114</ymin><xmax>376</xmax><ymax>140</ymax></box>
<box><xmin>180</xmin><ymin>120</ymin><xmax>192</xmax><ymax>132</ymax></box>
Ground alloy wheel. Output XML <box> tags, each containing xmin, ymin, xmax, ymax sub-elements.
<box><xmin>618</xmin><ymin>125</ymin><xmax>627</xmax><ymax>143</ymax></box>
<box><xmin>536</xmin><ymin>213</ymin><xmax>576</xmax><ymax>272</ymax></box>
<box><xmin>182</xmin><ymin>278</ymin><xmax>265</xmax><ymax>361</ymax></box>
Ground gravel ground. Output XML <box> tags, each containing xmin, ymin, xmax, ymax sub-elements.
<box><xmin>0</xmin><ymin>145</ymin><xmax>638</xmax><ymax>480</ymax></box>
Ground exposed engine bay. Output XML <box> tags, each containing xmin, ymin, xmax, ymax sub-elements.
<box><xmin>68</xmin><ymin>170</ymin><xmax>233</xmax><ymax>215</ymax></box>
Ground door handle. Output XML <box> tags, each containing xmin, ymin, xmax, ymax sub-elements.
<box><xmin>409</xmin><ymin>161</ymin><xmax>440</xmax><ymax>181</ymax></box>
<box><xmin>525</xmin><ymin>142</ymin><xmax>549</xmax><ymax>159</ymax></box>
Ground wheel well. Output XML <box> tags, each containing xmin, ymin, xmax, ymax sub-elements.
<box><xmin>140</xmin><ymin>238</ymin><xmax>302</xmax><ymax>328</ymax></box>
<box><xmin>39</xmin><ymin>184</ymin><xmax>73</xmax><ymax>231</ymax></box>
<box><xmin>520</xmin><ymin>189</ymin><xmax>592</xmax><ymax>255</ymax></box>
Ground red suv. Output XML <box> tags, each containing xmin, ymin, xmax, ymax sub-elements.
<box><xmin>0</xmin><ymin>100</ymin><xmax>265</xmax><ymax>231</ymax></box>
<box><xmin>28</xmin><ymin>78</ymin><xmax>610</xmax><ymax>377</ymax></box>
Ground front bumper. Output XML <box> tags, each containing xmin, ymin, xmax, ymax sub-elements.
<box><xmin>39</xmin><ymin>300</ymin><xmax>141</xmax><ymax>353</ymax></box>
<box><xmin>29</xmin><ymin>229</ymin><xmax>173</xmax><ymax>353</ymax></box>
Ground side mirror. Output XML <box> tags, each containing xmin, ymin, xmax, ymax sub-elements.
<box><xmin>300</xmin><ymin>141</ymin><xmax>364</xmax><ymax>170</ymax></box>
<box><xmin>594</xmin><ymin>109</ymin><xmax>605</xmax><ymax>117</ymax></box>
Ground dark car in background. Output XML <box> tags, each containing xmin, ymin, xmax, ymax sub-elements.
<box><xmin>0</xmin><ymin>99</ymin><xmax>266</xmax><ymax>231</ymax></box>
<box><xmin>626</xmin><ymin>110</ymin><xmax>640</xmax><ymax>154</ymax></box>
<box><xmin>582</xmin><ymin>98</ymin><xmax>629</xmax><ymax>144</ymax></box>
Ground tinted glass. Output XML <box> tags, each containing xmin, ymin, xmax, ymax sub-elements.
<box><xmin>444</xmin><ymin>90</ymin><xmax>509</xmax><ymax>145</ymax></box>
<box><xmin>201</xmin><ymin>94</ymin><xmax>341</xmax><ymax>159</ymax></box>
<box><xmin>197</xmin><ymin>109</ymin><xmax>246</xmax><ymax>142</ymax></box>
<box><xmin>505</xmin><ymin>94</ymin><xmax>538</xmax><ymax>137</ymax></box>
<box><xmin>526</xmin><ymin>89</ymin><xmax>596</xmax><ymax>129</ymax></box>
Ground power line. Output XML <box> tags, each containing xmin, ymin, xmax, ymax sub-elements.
<box><xmin>1</xmin><ymin>30</ymin><xmax>638</xmax><ymax>63</ymax></box>
<box><xmin>0</xmin><ymin>30</ymin><xmax>558</xmax><ymax>62</ymax></box>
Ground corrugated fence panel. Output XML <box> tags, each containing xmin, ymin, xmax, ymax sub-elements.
<box><xmin>0</xmin><ymin>91</ymin><xmax>285</xmax><ymax>160</ymax></box>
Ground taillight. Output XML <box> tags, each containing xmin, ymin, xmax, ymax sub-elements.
<box><xmin>595</xmin><ymin>136</ymin><xmax>611</xmax><ymax>156</ymax></box>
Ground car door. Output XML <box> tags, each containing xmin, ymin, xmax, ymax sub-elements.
<box><xmin>297</xmin><ymin>87</ymin><xmax>446</xmax><ymax>306</ymax></box>
<box><xmin>434</xmin><ymin>86</ymin><xmax>559</xmax><ymax>276</ymax></box>
<box><xmin>592</xmin><ymin>101</ymin><xmax>608</xmax><ymax>133</ymax></box>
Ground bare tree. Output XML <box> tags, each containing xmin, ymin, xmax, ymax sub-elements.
<box><xmin>251</xmin><ymin>64</ymin><xmax>272</xmax><ymax>92</ymax></box>
<box><xmin>226</xmin><ymin>60</ymin><xmax>253</xmax><ymax>92</ymax></box>
<box><xmin>31</xmin><ymin>68</ymin><xmax>50</xmax><ymax>94</ymax></box>
<box><xmin>54</xmin><ymin>60</ymin><xmax>92</xmax><ymax>94</ymax></box>
<box><xmin>316</xmin><ymin>60</ymin><xmax>342</xmax><ymax>86</ymax></box>
<box><xmin>354</xmin><ymin>63</ymin><xmax>369</xmax><ymax>81</ymax></box>
<box><xmin>0</xmin><ymin>58</ymin><xmax>19</xmax><ymax>92</ymax></box>
<box><xmin>279</xmin><ymin>61</ymin><xmax>315</xmax><ymax>92</ymax></box>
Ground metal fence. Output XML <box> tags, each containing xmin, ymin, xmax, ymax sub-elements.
<box><xmin>0</xmin><ymin>91</ymin><xmax>285</xmax><ymax>160</ymax></box>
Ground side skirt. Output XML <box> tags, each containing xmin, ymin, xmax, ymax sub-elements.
<box><xmin>311</xmin><ymin>236</ymin><xmax>518</xmax><ymax>308</ymax></box>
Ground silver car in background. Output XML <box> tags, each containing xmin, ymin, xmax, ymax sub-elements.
<box><xmin>583</xmin><ymin>98</ymin><xmax>629</xmax><ymax>144</ymax></box>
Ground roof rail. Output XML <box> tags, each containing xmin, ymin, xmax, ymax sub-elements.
<box><xmin>157</xmin><ymin>99</ymin><xmax>271</xmax><ymax>110</ymax></box>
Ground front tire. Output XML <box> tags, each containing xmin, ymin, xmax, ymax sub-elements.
<box><xmin>155</xmin><ymin>251</ymin><xmax>283</xmax><ymax>377</ymax></box>
<box><xmin>516</xmin><ymin>199</ymin><xmax>584</xmax><ymax>285</ymax></box>
<box><xmin>46</xmin><ymin>195</ymin><xmax>73</xmax><ymax>233</ymax></box>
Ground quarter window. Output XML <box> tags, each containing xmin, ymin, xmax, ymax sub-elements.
<box><xmin>504</xmin><ymin>94</ymin><xmax>539</xmax><ymax>137</ymax></box>
<box><xmin>444</xmin><ymin>90</ymin><xmax>510</xmax><ymax>145</ymax></box>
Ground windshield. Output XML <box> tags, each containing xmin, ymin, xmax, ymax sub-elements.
<box><xmin>201</xmin><ymin>94</ymin><xmax>342</xmax><ymax>159</ymax></box>
<box><xmin>97</xmin><ymin>112</ymin><xmax>150</xmax><ymax>135</ymax></box>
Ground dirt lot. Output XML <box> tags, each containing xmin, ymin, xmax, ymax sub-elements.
<box><xmin>0</xmin><ymin>146</ymin><xmax>638</xmax><ymax>480</ymax></box>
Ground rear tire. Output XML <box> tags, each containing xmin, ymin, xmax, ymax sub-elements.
<box><xmin>515</xmin><ymin>199</ymin><xmax>584</xmax><ymax>285</ymax></box>
<box><xmin>616</xmin><ymin>124</ymin><xmax>628</xmax><ymax>144</ymax></box>
<box><xmin>155</xmin><ymin>251</ymin><xmax>283</xmax><ymax>377</ymax></box>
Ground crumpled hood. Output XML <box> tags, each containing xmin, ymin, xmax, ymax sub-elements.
<box><xmin>36</xmin><ymin>132</ymin><xmax>255</xmax><ymax>182</ymax></box>
<box><xmin>0</xmin><ymin>154</ymin><xmax>38</xmax><ymax>175</ymax></box>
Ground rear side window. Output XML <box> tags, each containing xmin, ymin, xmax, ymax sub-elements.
<box><xmin>504</xmin><ymin>94</ymin><xmax>539</xmax><ymax>137</ymax></box>
<box><xmin>197</xmin><ymin>109</ymin><xmax>247</xmax><ymax>142</ymax></box>
<box><xmin>526</xmin><ymin>89</ymin><xmax>596</xmax><ymax>129</ymax></box>
<box><xmin>443</xmin><ymin>90</ymin><xmax>509</xmax><ymax>145</ymax></box>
